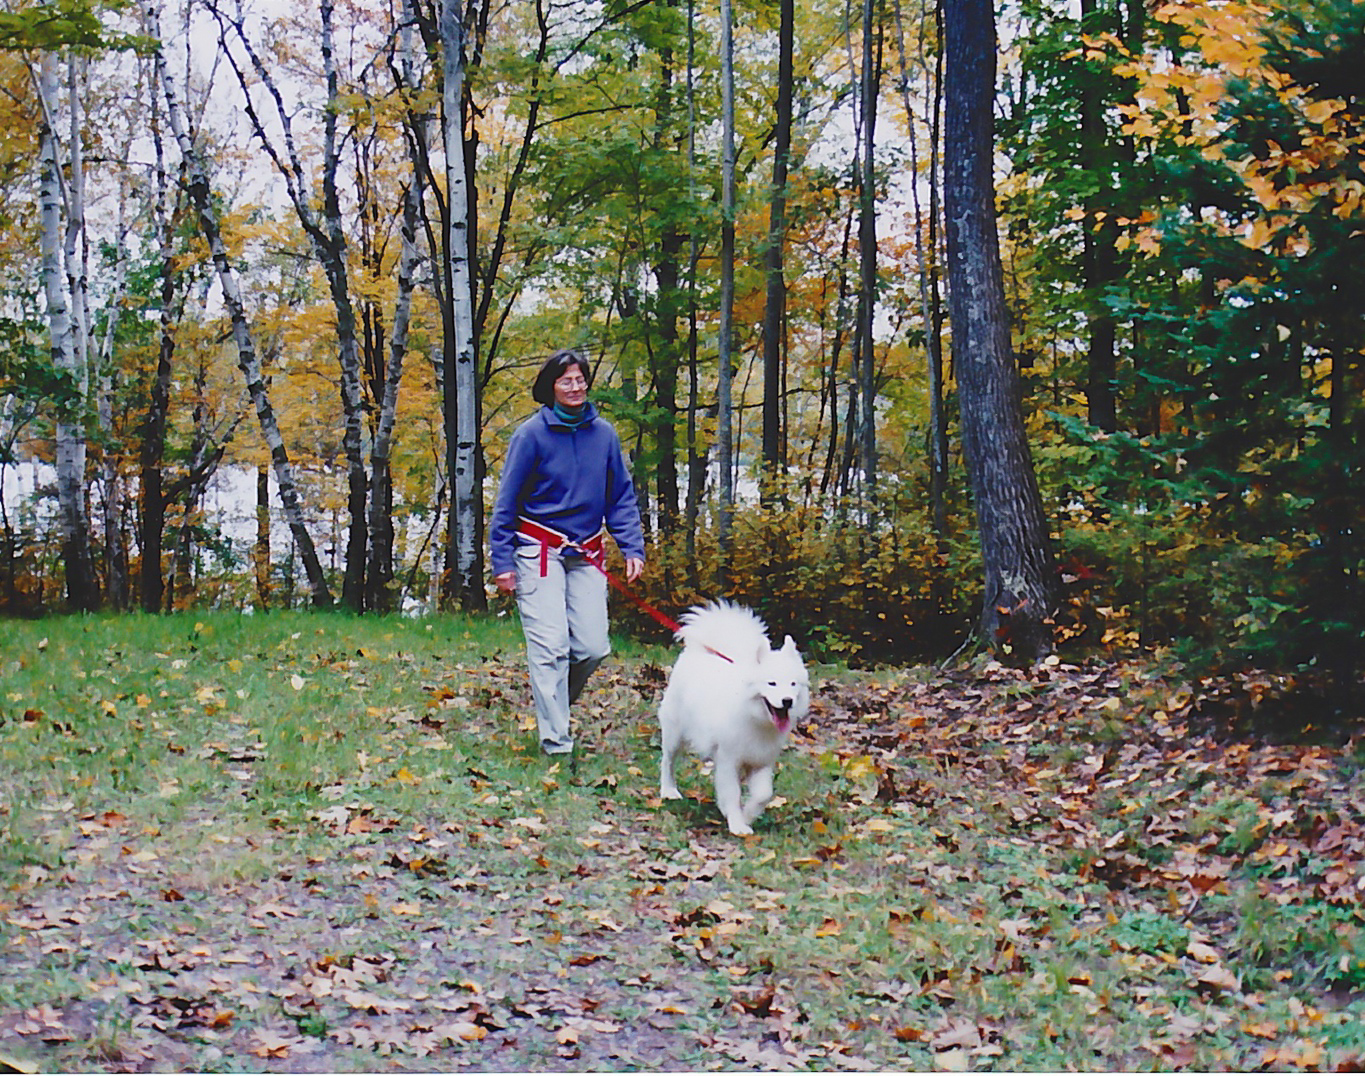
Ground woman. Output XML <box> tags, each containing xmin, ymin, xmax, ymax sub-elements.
<box><xmin>489</xmin><ymin>349</ymin><xmax>646</xmax><ymax>757</ymax></box>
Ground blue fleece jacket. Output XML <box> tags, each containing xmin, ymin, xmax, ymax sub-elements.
<box><xmin>489</xmin><ymin>404</ymin><xmax>646</xmax><ymax>576</ymax></box>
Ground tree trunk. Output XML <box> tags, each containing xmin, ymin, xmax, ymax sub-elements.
<box><xmin>439</xmin><ymin>0</ymin><xmax>483</xmax><ymax>611</ymax></box>
<box><xmin>254</xmin><ymin>464</ymin><xmax>271</xmax><ymax>609</ymax></box>
<box><xmin>208</xmin><ymin>0</ymin><xmax>368</xmax><ymax>608</ymax></box>
<box><xmin>925</xmin><ymin>5</ymin><xmax>949</xmax><ymax>542</ymax></box>
<box><xmin>38</xmin><ymin>52</ymin><xmax>97</xmax><ymax>611</ymax></box>
<box><xmin>857</xmin><ymin>0</ymin><xmax>882</xmax><ymax>498</ymax></box>
<box><xmin>314</xmin><ymin>0</ymin><xmax>369</xmax><ymax>611</ymax></box>
<box><xmin>153</xmin><ymin>21</ymin><xmax>333</xmax><ymax>608</ymax></box>
<box><xmin>366</xmin><ymin>176</ymin><xmax>421</xmax><ymax>613</ymax></box>
<box><xmin>68</xmin><ymin>56</ymin><xmax>115</xmax><ymax>606</ymax></box>
<box><xmin>716</xmin><ymin>0</ymin><xmax>737</xmax><ymax>577</ymax></box>
<box><xmin>683</xmin><ymin>0</ymin><xmax>706</xmax><ymax>570</ymax></box>
<box><xmin>895</xmin><ymin>0</ymin><xmax>949</xmax><ymax>540</ymax></box>
<box><xmin>96</xmin><ymin>243</ymin><xmax>128</xmax><ymax>611</ymax></box>
<box><xmin>140</xmin><ymin>106</ymin><xmax>176</xmax><ymax>615</ymax></box>
<box><xmin>651</xmin><ymin>24</ymin><xmax>683</xmax><ymax>534</ymax></box>
<box><xmin>365</xmin><ymin>3</ymin><xmax>425</xmax><ymax>614</ymax></box>
<box><xmin>654</xmin><ymin>229</ymin><xmax>683</xmax><ymax>534</ymax></box>
<box><xmin>1080</xmin><ymin>0</ymin><xmax>1118</xmax><ymax>433</ymax></box>
<box><xmin>943</xmin><ymin>0</ymin><xmax>1059</xmax><ymax>661</ymax></box>
<box><xmin>761</xmin><ymin>0</ymin><xmax>794</xmax><ymax>492</ymax></box>
<box><xmin>168</xmin><ymin>393</ymin><xmax>214</xmax><ymax>611</ymax></box>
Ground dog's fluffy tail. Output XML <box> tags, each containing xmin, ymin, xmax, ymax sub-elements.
<box><xmin>675</xmin><ymin>600</ymin><xmax>770</xmax><ymax>661</ymax></box>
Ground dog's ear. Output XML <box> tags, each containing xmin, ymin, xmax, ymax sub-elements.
<box><xmin>782</xmin><ymin>634</ymin><xmax>798</xmax><ymax>654</ymax></box>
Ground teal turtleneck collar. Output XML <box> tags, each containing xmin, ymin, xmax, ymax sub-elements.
<box><xmin>552</xmin><ymin>402</ymin><xmax>590</xmax><ymax>428</ymax></box>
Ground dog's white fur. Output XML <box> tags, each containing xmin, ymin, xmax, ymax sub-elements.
<box><xmin>658</xmin><ymin>602</ymin><xmax>810</xmax><ymax>835</ymax></box>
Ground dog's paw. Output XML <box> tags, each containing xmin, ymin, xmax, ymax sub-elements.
<box><xmin>727</xmin><ymin>820</ymin><xmax>754</xmax><ymax>836</ymax></box>
<box><xmin>660</xmin><ymin>786</ymin><xmax>684</xmax><ymax>801</ymax></box>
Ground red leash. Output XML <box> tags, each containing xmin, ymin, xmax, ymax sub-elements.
<box><xmin>515</xmin><ymin>517</ymin><xmax>733</xmax><ymax>664</ymax></box>
<box><xmin>584</xmin><ymin>551</ymin><xmax>735</xmax><ymax>665</ymax></box>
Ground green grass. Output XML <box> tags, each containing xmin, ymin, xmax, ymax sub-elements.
<box><xmin>1</xmin><ymin>611</ymin><xmax>1362</xmax><ymax>1071</ymax></box>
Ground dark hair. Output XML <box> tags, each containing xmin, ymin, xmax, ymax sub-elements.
<box><xmin>532</xmin><ymin>348</ymin><xmax>594</xmax><ymax>406</ymax></box>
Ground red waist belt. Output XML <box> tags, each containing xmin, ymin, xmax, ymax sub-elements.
<box><xmin>516</xmin><ymin>518</ymin><xmax>605</xmax><ymax>577</ymax></box>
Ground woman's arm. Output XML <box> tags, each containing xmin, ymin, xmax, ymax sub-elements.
<box><xmin>489</xmin><ymin>422</ymin><xmax>538</xmax><ymax>577</ymax></box>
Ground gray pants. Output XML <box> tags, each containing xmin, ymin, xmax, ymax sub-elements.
<box><xmin>514</xmin><ymin>545</ymin><xmax>610</xmax><ymax>754</ymax></box>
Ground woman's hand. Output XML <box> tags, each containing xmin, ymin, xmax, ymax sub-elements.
<box><xmin>494</xmin><ymin>571</ymin><xmax>517</xmax><ymax>594</ymax></box>
<box><xmin>625</xmin><ymin>557</ymin><xmax>645</xmax><ymax>584</ymax></box>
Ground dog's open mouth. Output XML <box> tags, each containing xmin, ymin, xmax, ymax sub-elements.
<box><xmin>766</xmin><ymin>701</ymin><xmax>792</xmax><ymax>733</ymax></box>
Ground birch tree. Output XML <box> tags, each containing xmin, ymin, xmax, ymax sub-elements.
<box><xmin>95</xmin><ymin>197</ymin><xmax>129</xmax><ymax>610</ymax></box>
<box><xmin>365</xmin><ymin>1</ymin><xmax>424</xmax><ymax>613</ymax></box>
<box><xmin>209</xmin><ymin>0</ymin><xmax>370</xmax><ymax>610</ymax></box>
<box><xmin>150</xmin><ymin>8</ymin><xmax>333</xmax><ymax>608</ymax></box>
<box><xmin>36</xmin><ymin>50</ymin><xmax>97</xmax><ymax>610</ymax></box>
<box><xmin>438</xmin><ymin>0</ymin><xmax>481</xmax><ymax>611</ymax></box>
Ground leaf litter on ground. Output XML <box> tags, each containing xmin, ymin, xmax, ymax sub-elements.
<box><xmin>0</xmin><ymin>613</ymin><xmax>1362</xmax><ymax>1072</ymax></box>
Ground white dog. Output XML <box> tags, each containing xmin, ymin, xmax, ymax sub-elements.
<box><xmin>658</xmin><ymin>602</ymin><xmax>810</xmax><ymax>835</ymax></box>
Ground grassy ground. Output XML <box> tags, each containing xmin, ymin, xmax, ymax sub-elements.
<box><xmin>0</xmin><ymin>610</ymin><xmax>1362</xmax><ymax>1072</ymax></box>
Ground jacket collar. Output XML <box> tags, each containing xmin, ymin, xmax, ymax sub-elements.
<box><xmin>541</xmin><ymin>402</ymin><xmax>597</xmax><ymax>431</ymax></box>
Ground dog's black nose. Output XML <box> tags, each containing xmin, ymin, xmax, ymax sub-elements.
<box><xmin>782</xmin><ymin>698</ymin><xmax>793</xmax><ymax>710</ymax></box>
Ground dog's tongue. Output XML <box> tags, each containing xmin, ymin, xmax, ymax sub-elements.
<box><xmin>768</xmin><ymin>703</ymin><xmax>791</xmax><ymax>733</ymax></box>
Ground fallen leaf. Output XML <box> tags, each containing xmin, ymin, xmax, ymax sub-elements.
<box><xmin>932</xmin><ymin>1019</ymin><xmax>982</xmax><ymax>1051</ymax></box>
<box><xmin>341</xmin><ymin>989</ymin><xmax>411</xmax><ymax>1014</ymax></box>
<box><xmin>249</xmin><ymin>1031</ymin><xmax>295</xmax><ymax>1058</ymax></box>
<box><xmin>734</xmin><ymin>986</ymin><xmax>778</xmax><ymax>1017</ymax></box>
<box><xmin>435</xmin><ymin>1020</ymin><xmax>488</xmax><ymax>1043</ymax></box>
<box><xmin>1196</xmin><ymin>963</ymin><xmax>1240</xmax><ymax>992</ymax></box>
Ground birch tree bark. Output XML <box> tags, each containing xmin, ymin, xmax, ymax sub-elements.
<box><xmin>140</xmin><ymin>69</ymin><xmax>177</xmax><ymax>614</ymax></box>
<box><xmin>363</xmin><ymin>180</ymin><xmax>419</xmax><ymax>612</ymax></box>
<box><xmin>943</xmin><ymin>0</ymin><xmax>1059</xmax><ymax>660</ymax></box>
<box><xmin>208</xmin><ymin>0</ymin><xmax>369</xmax><ymax>609</ymax></box>
<box><xmin>151</xmin><ymin>13</ymin><xmax>333</xmax><ymax>608</ymax></box>
<box><xmin>365</xmin><ymin>0</ymin><xmax>424</xmax><ymax>613</ymax></box>
<box><xmin>439</xmin><ymin>0</ymin><xmax>482</xmax><ymax>611</ymax></box>
<box><xmin>254</xmin><ymin>465</ymin><xmax>271</xmax><ymax>608</ymax></box>
<box><xmin>96</xmin><ymin>209</ymin><xmax>129</xmax><ymax>610</ymax></box>
<box><xmin>37</xmin><ymin>51</ymin><xmax>97</xmax><ymax>610</ymax></box>
<box><xmin>319</xmin><ymin>0</ymin><xmax>368</xmax><ymax>610</ymax></box>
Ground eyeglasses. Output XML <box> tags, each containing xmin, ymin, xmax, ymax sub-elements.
<box><xmin>555</xmin><ymin>375</ymin><xmax>589</xmax><ymax>389</ymax></box>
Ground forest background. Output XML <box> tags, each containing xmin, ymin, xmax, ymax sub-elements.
<box><xmin>0</xmin><ymin>0</ymin><xmax>1361</xmax><ymax>727</ymax></box>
